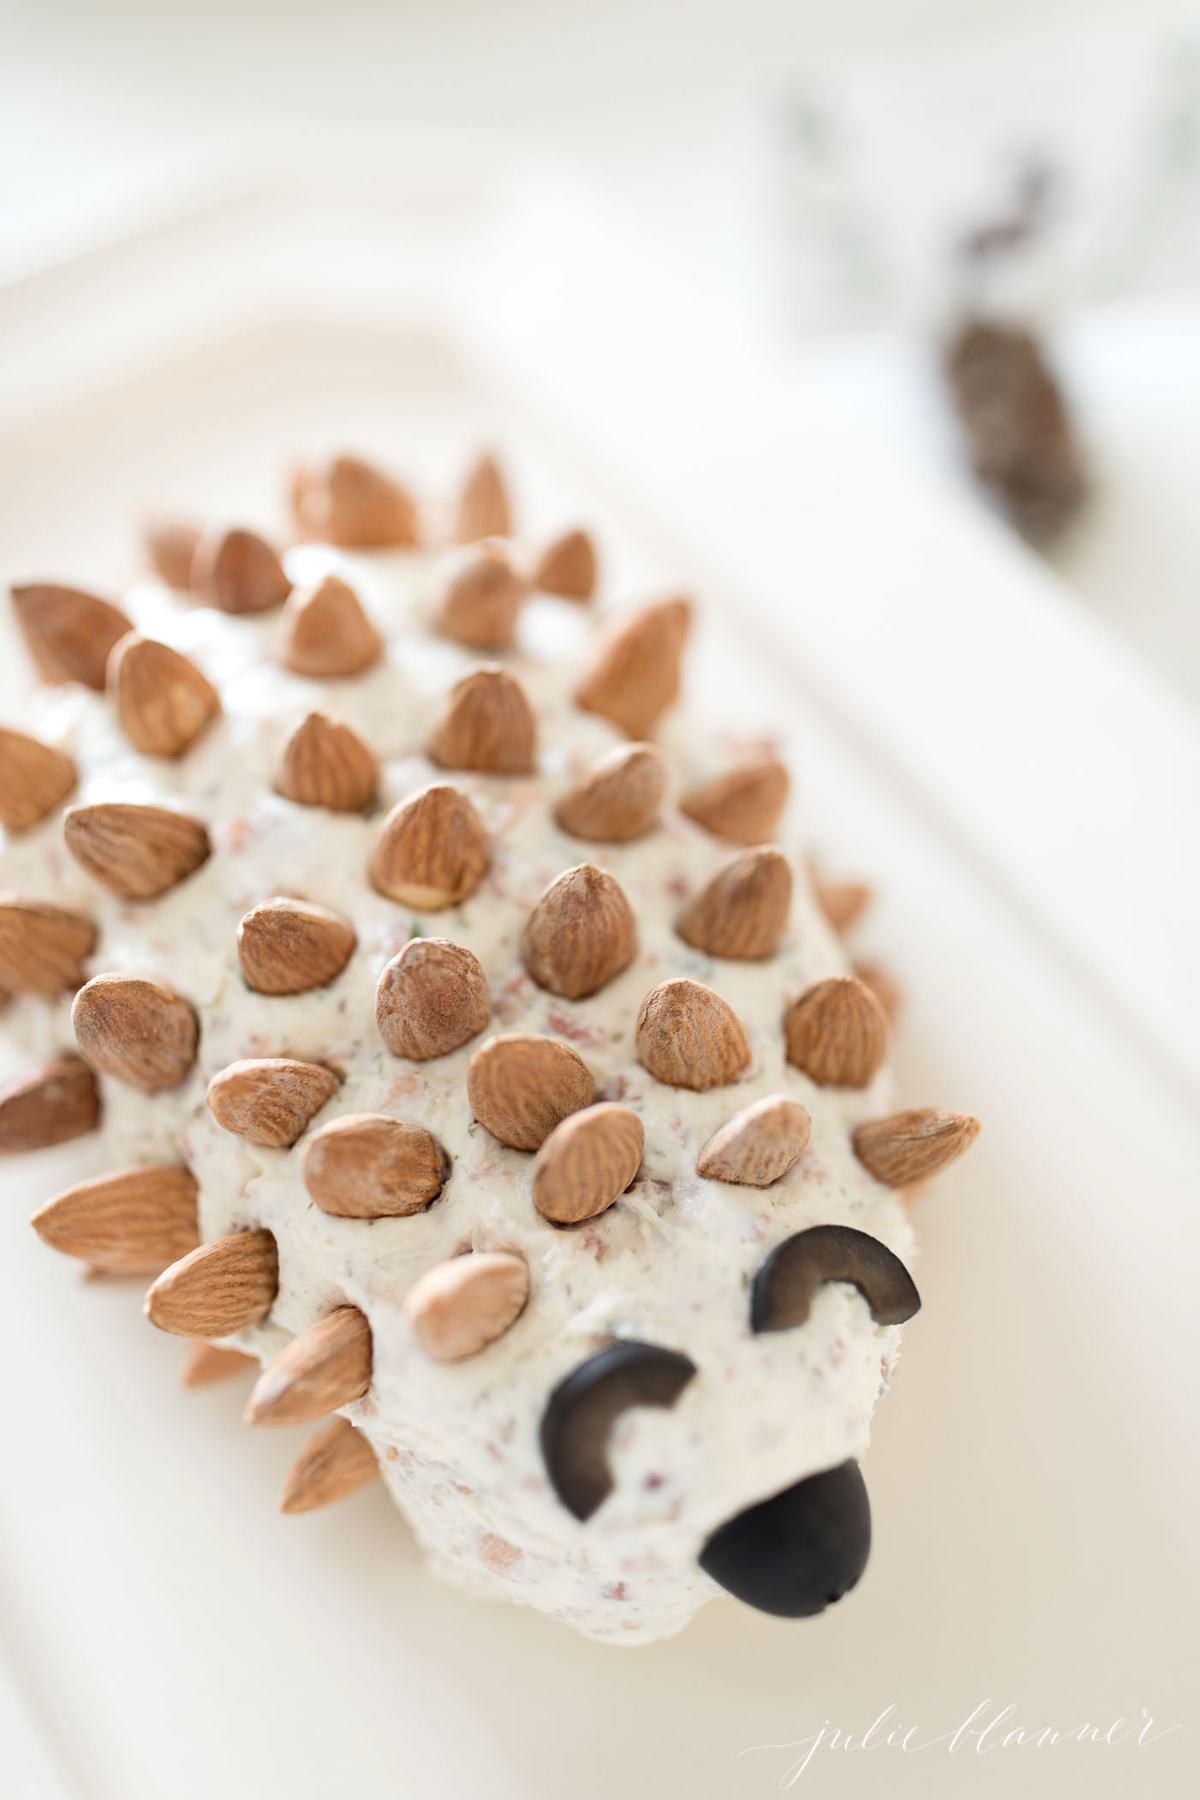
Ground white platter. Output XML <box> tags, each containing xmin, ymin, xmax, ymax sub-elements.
<box><xmin>1</xmin><ymin>149</ymin><xmax>1196</xmax><ymax>1800</ymax></box>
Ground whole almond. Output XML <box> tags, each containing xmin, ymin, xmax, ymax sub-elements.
<box><xmin>635</xmin><ymin>977</ymin><xmax>751</xmax><ymax>1091</ymax></box>
<box><xmin>532</xmin><ymin>1102</ymin><xmax>644</xmax><ymax>1224</ymax></box>
<box><xmin>0</xmin><ymin>1054</ymin><xmax>99</xmax><ymax>1152</ymax></box>
<box><xmin>784</xmin><ymin>976</ymin><xmax>888</xmax><ymax>1089</ymax></box>
<box><xmin>575</xmin><ymin>597</ymin><xmax>691</xmax><ymax>738</ymax></box>
<box><xmin>246</xmin><ymin>1305</ymin><xmax>372</xmax><ymax>1426</ymax></box>
<box><xmin>854</xmin><ymin>1109</ymin><xmax>981</xmax><ymax>1187</ymax></box>
<box><xmin>275</xmin><ymin>711</ymin><xmax>378</xmax><ymax>813</ymax></box>
<box><xmin>73</xmin><ymin>973</ymin><xmax>199</xmax><ymax>1092</ymax></box>
<box><xmin>697</xmin><ymin>1094</ymin><xmax>812</xmax><ymax>1187</ymax></box>
<box><xmin>145</xmin><ymin>1228</ymin><xmax>278</xmax><ymax>1337</ymax></box>
<box><xmin>192</xmin><ymin>527</ymin><xmax>292</xmax><ymax>614</ymax></box>
<box><xmin>556</xmin><ymin>742</ymin><xmax>664</xmax><ymax>843</ymax></box>
<box><xmin>32</xmin><ymin>1163</ymin><xmax>199</xmax><ymax>1275</ymax></box>
<box><xmin>280</xmin><ymin>574</ymin><xmax>383</xmax><ymax>678</ymax></box>
<box><xmin>11</xmin><ymin>583</ymin><xmax>133</xmax><ymax>690</ymax></box>
<box><xmin>108</xmin><ymin>633</ymin><xmax>220</xmax><ymax>757</ymax></box>
<box><xmin>375</xmin><ymin>936</ymin><xmax>490</xmax><ymax>1060</ymax></box>
<box><xmin>369</xmin><ymin>784</ymin><xmax>489</xmax><ymax>910</ymax></box>
<box><xmin>681</xmin><ymin>754</ymin><xmax>789</xmax><ymax>845</ymax></box>
<box><xmin>427</xmin><ymin>666</ymin><xmax>537</xmax><ymax>774</ymax></box>
<box><xmin>64</xmin><ymin>802</ymin><xmax>211</xmax><ymax>898</ymax></box>
<box><xmin>0</xmin><ymin>727</ymin><xmax>77</xmax><ymax>831</ymax></box>
<box><xmin>534</xmin><ymin>527</ymin><xmax>597</xmax><ymax>601</ymax></box>
<box><xmin>206</xmin><ymin>1057</ymin><xmax>339</xmax><ymax>1148</ymax></box>
<box><xmin>143</xmin><ymin>517</ymin><xmax>202</xmax><ymax>589</ymax></box>
<box><xmin>433</xmin><ymin>542</ymin><xmax>527</xmax><ymax>650</ymax></box>
<box><xmin>521</xmin><ymin>863</ymin><xmax>636</xmax><ymax>999</ymax></box>
<box><xmin>677</xmin><ymin>847</ymin><xmax>792</xmax><ymax>960</ymax></box>
<box><xmin>282</xmin><ymin>1417</ymin><xmax>380</xmax><ymax>1514</ymax></box>
<box><xmin>407</xmin><ymin>1250</ymin><xmax>529</xmax><ymax>1361</ymax></box>
<box><xmin>453</xmin><ymin>451</ymin><xmax>513</xmax><ymax>543</ymax></box>
<box><xmin>467</xmin><ymin>1033</ymin><xmax>595</xmax><ymax>1151</ymax></box>
<box><xmin>813</xmin><ymin>875</ymin><xmax>873</xmax><ymax>937</ymax></box>
<box><xmin>303</xmin><ymin>1113</ymin><xmax>449</xmax><ymax>1217</ymax></box>
<box><xmin>183</xmin><ymin>1341</ymin><xmax>256</xmax><ymax>1388</ymax></box>
<box><xmin>0</xmin><ymin>897</ymin><xmax>96</xmax><ymax>994</ymax></box>
<box><xmin>292</xmin><ymin>454</ymin><xmax>420</xmax><ymax>548</ymax></box>
<box><xmin>237</xmin><ymin>897</ymin><xmax>357</xmax><ymax>996</ymax></box>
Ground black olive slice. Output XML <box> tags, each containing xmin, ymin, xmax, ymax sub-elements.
<box><xmin>699</xmin><ymin>1460</ymin><xmax>871</xmax><ymax>1617</ymax></box>
<box><xmin>541</xmin><ymin>1339</ymin><xmax>697</xmax><ymax>1521</ymax></box>
<box><xmin>750</xmin><ymin>1223</ymin><xmax>919</xmax><ymax>1333</ymax></box>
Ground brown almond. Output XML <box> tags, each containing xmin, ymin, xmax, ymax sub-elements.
<box><xmin>521</xmin><ymin>863</ymin><xmax>636</xmax><ymax>999</ymax></box>
<box><xmin>10</xmin><ymin>583</ymin><xmax>133</xmax><ymax>689</ymax></box>
<box><xmin>192</xmin><ymin>527</ymin><xmax>292</xmax><ymax>614</ymax></box>
<box><xmin>784</xmin><ymin>976</ymin><xmax>888</xmax><ymax>1089</ymax></box>
<box><xmin>282</xmin><ymin>1417</ymin><xmax>380</xmax><ymax>1514</ymax></box>
<box><xmin>143</xmin><ymin>518</ymin><xmax>202</xmax><ymax>590</ymax></box>
<box><xmin>407</xmin><ymin>1251</ymin><xmax>529</xmax><ymax>1361</ymax></box>
<box><xmin>0</xmin><ymin>727</ymin><xmax>77</xmax><ymax>831</ymax></box>
<box><xmin>697</xmin><ymin>1095</ymin><xmax>812</xmax><ymax>1187</ymax></box>
<box><xmin>677</xmin><ymin>847</ymin><xmax>792</xmax><ymax>960</ymax></box>
<box><xmin>0</xmin><ymin>1054</ymin><xmax>99</xmax><ymax>1153</ymax></box>
<box><xmin>108</xmin><ymin>633</ymin><xmax>221</xmax><ymax>758</ymax></box>
<box><xmin>275</xmin><ymin>711</ymin><xmax>378</xmax><ymax>813</ymax></box>
<box><xmin>433</xmin><ymin>542</ymin><xmax>527</xmax><ymax>650</ymax></box>
<box><xmin>376</xmin><ymin>936</ymin><xmax>491</xmax><ymax>1061</ymax></box>
<box><xmin>64</xmin><ymin>802</ymin><xmax>211</xmax><ymax>898</ymax></box>
<box><xmin>32</xmin><ymin>1163</ymin><xmax>199</xmax><ymax>1275</ymax></box>
<box><xmin>0</xmin><ymin>897</ymin><xmax>96</xmax><ymax>994</ymax></box>
<box><xmin>556</xmin><ymin>742</ymin><xmax>664</xmax><ymax>843</ymax></box>
<box><xmin>280</xmin><ymin>574</ymin><xmax>383</xmax><ymax>678</ymax></box>
<box><xmin>635</xmin><ymin>977</ymin><xmax>750</xmax><ymax>1090</ymax></box>
<box><xmin>292</xmin><ymin>454</ymin><xmax>420</xmax><ymax>548</ymax></box>
<box><xmin>575</xmin><ymin>597</ymin><xmax>691</xmax><ymax>739</ymax></box>
<box><xmin>453</xmin><ymin>452</ymin><xmax>513</xmax><ymax>543</ymax></box>
<box><xmin>369</xmin><ymin>784</ymin><xmax>489</xmax><ymax>910</ymax></box>
<box><xmin>427</xmin><ymin>665</ymin><xmax>537</xmax><ymax>774</ymax></box>
<box><xmin>246</xmin><ymin>1305</ymin><xmax>372</xmax><ymax>1426</ymax></box>
<box><xmin>73</xmin><ymin>973</ymin><xmax>199</xmax><ymax>1092</ymax></box>
<box><xmin>853</xmin><ymin>958</ymin><xmax>903</xmax><ymax>1024</ymax></box>
<box><xmin>532</xmin><ymin>1102</ymin><xmax>644</xmax><ymax>1225</ymax></box>
<box><xmin>206</xmin><ymin>1057</ymin><xmax>339</xmax><ymax>1148</ymax></box>
<box><xmin>182</xmin><ymin>1341</ymin><xmax>256</xmax><ymax>1388</ymax></box>
<box><xmin>534</xmin><ymin>527</ymin><xmax>597</xmax><ymax>601</ymax></box>
<box><xmin>237</xmin><ymin>897</ymin><xmax>357</xmax><ymax>996</ymax></box>
<box><xmin>467</xmin><ymin>1033</ymin><xmax>595</xmax><ymax>1151</ymax></box>
<box><xmin>145</xmin><ymin>1228</ymin><xmax>278</xmax><ymax>1337</ymax></box>
<box><xmin>813</xmin><ymin>876</ymin><xmax>873</xmax><ymax>937</ymax></box>
<box><xmin>854</xmin><ymin>1109</ymin><xmax>981</xmax><ymax>1188</ymax></box>
<box><xmin>680</xmin><ymin>754</ymin><xmax>790</xmax><ymax>845</ymax></box>
<box><xmin>303</xmin><ymin>1114</ymin><xmax>448</xmax><ymax>1218</ymax></box>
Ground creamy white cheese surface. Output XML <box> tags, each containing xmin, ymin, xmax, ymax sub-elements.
<box><xmin>3</xmin><ymin>546</ymin><xmax>914</xmax><ymax>1644</ymax></box>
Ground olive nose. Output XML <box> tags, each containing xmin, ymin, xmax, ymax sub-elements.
<box><xmin>698</xmin><ymin>1460</ymin><xmax>871</xmax><ymax>1617</ymax></box>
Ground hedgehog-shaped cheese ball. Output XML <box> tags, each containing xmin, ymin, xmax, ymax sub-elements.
<box><xmin>0</xmin><ymin>450</ymin><xmax>979</xmax><ymax>1644</ymax></box>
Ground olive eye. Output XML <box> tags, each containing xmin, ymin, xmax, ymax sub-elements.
<box><xmin>540</xmin><ymin>1339</ymin><xmax>697</xmax><ymax>1520</ymax></box>
<box><xmin>750</xmin><ymin>1224</ymin><xmax>920</xmax><ymax>1333</ymax></box>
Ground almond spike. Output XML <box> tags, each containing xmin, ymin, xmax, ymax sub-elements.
<box><xmin>302</xmin><ymin>1114</ymin><xmax>449</xmax><ymax>1218</ymax></box>
<box><xmin>813</xmin><ymin>876</ymin><xmax>873</xmax><ymax>937</ymax></box>
<box><xmin>555</xmin><ymin>743</ymin><xmax>665</xmax><ymax>843</ymax></box>
<box><xmin>10</xmin><ymin>583</ymin><xmax>133</xmax><ymax>689</ymax></box>
<box><xmin>73</xmin><ymin>973</ymin><xmax>199</xmax><ymax>1092</ymax></box>
<box><xmin>108</xmin><ymin>633</ymin><xmax>221</xmax><ymax>757</ymax></box>
<box><xmin>282</xmin><ymin>1416</ymin><xmax>380</xmax><ymax>1514</ymax></box>
<box><xmin>280</xmin><ymin>574</ymin><xmax>383</xmax><ymax>678</ymax></box>
<box><xmin>680</xmin><ymin>754</ymin><xmax>790</xmax><ymax>845</ymax></box>
<box><xmin>191</xmin><ymin>527</ymin><xmax>292</xmax><ymax>614</ymax></box>
<box><xmin>143</xmin><ymin>518</ymin><xmax>201</xmax><ymax>589</ymax></box>
<box><xmin>427</xmin><ymin>666</ymin><xmax>537</xmax><ymax>774</ymax></box>
<box><xmin>854</xmin><ymin>1109</ymin><xmax>981</xmax><ymax>1187</ymax></box>
<box><xmin>784</xmin><ymin>976</ymin><xmax>888</xmax><ymax>1090</ymax></box>
<box><xmin>454</xmin><ymin>451</ymin><xmax>513</xmax><ymax>543</ymax></box>
<box><xmin>64</xmin><ymin>802</ymin><xmax>211</xmax><ymax>899</ymax></box>
<box><xmin>206</xmin><ymin>1058</ymin><xmax>339</xmax><ymax>1148</ymax></box>
<box><xmin>291</xmin><ymin>454</ymin><xmax>420</xmax><ymax>549</ymax></box>
<box><xmin>534</xmin><ymin>527</ymin><xmax>597</xmax><ymax>601</ymax></box>
<box><xmin>467</xmin><ymin>1033</ymin><xmax>595</xmax><ymax>1151</ymax></box>
<box><xmin>407</xmin><ymin>1251</ymin><xmax>529</xmax><ymax>1361</ymax></box>
<box><xmin>236</xmin><ymin>897</ymin><xmax>357</xmax><ymax>996</ymax></box>
<box><xmin>275</xmin><ymin>711</ymin><xmax>378</xmax><ymax>813</ymax></box>
<box><xmin>852</xmin><ymin>958</ymin><xmax>903</xmax><ymax>1024</ymax></box>
<box><xmin>369</xmin><ymin>784</ymin><xmax>489</xmax><ymax>910</ymax></box>
<box><xmin>375</xmin><ymin>937</ymin><xmax>491</xmax><ymax>1061</ymax></box>
<box><xmin>0</xmin><ymin>727</ymin><xmax>77</xmax><ymax>831</ymax></box>
<box><xmin>677</xmin><ymin>847</ymin><xmax>792</xmax><ymax>960</ymax></box>
<box><xmin>183</xmin><ymin>1341</ymin><xmax>256</xmax><ymax>1387</ymax></box>
<box><xmin>246</xmin><ymin>1305</ymin><xmax>372</xmax><ymax>1426</ymax></box>
<box><xmin>32</xmin><ymin>1164</ymin><xmax>199</xmax><ymax>1274</ymax></box>
<box><xmin>0</xmin><ymin>897</ymin><xmax>96</xmax><ymax>994</ymax></box>
<box><xmin>521</xmin><ymin>863</ymin><xmax>636</xmax><ymax>999</ymax></box>
<box><xmin>575</xmin><ymin>597</ymin><xmax>691</xmax><ymax>739</ymax></box>
<box><xmin>145</xmin><ymin>1228</ymin><xmax>278</xmax><ymax>1337</ymax></box>
<box><xmin>635</xmin><ymin>977</ymin><xmax>750</xmax><ymax>1091</ymax></box>
<box><xmin>432</xmin><ymin>542</ymin><xmax>527</xmax><ymax>650</ymax></box>
<box><xmin>532</xmin><ymin>1102</ymin><xmax>644</xmax><ymax>1225</ymax></box>
<box><xmin>0</xmin><ymin>1054</ymin><xmax>99</xmax><ymax>1153</ymax></box>
<box><xmin>697</xmin><ymin>1095</ymin><xmax>812</xmax><ymax>1187</ymax></box>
